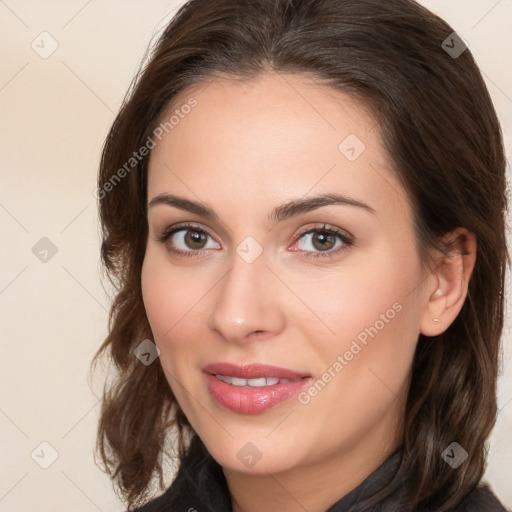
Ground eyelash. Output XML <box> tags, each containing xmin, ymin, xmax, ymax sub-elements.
<box><xmin>155</xmin><ymin>222</ymin><xmax>354</xmax><ymax>260</ymax></box>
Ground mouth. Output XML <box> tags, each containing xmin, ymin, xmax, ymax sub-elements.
<box><xmin>202</xmin><ymin>362</ymin><xmax>313</xmax><ymax>414</ymax></box>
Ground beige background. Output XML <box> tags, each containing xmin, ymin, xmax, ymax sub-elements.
<box><xmin>0</xmin><ymin>1</ymin><xmax>511</xmax><ymax>511</ymax></box>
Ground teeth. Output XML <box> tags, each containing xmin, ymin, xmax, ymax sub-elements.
<box><xmin>215</xmin><ymin>374</ymin><xmax>300</xmax><ymax>387</ymax></box>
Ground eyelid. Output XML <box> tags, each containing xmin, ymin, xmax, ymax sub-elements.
<box><xmin>155</xmin><ymin>221</ymin><xmax>212</xmax><ymax>241</ymax></box>
<box><xmin>292</xmin><ymin>223</ymin><xmax>353</xmax><ymax>244</ymax></box>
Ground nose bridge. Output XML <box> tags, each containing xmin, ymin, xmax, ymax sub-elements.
<box><xmin>208</xmin><ymin>241</ymin><xmax>283</xmax><ymax>342</ymax></box>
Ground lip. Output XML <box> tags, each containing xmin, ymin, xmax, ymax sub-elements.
<box><xmin>203</xmin><ymin>362</ymin><xmax>310</xmax><ymax>380</ymax></box>
<box><xmin>203</xmin><ymin>362</ymin><xmax>313</xmax><ymax>414</ymax></box>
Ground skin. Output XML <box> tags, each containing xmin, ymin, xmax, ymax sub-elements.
<box><xmin>141</xmin><ymin>71</ymin><xmax>476</xmax><ymax>512</ymax></box>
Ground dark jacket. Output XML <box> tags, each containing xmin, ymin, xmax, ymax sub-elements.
<box><xmin>134</xmin><ymin>436</ymin><xmax>509</xmax><ymax>512</ymax></box>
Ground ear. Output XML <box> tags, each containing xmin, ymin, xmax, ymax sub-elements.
<box><xmin>419</xmin><ymin>227</ymin><xmax>477</xmax><ymax>337</ymax></box>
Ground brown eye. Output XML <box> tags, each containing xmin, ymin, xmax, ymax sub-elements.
<box><xmin>183</xmin><ymin>230</ymin><xmax>208</xmax><ymax>249</ymax></box>
<box><xmin>157</xmin><ymin>223</ymin><xmax>221</xmax><ymax>258</ymax></box>
<box><xmin>310</xmin><ymin>231</ymin><xmax>337</xmax><ymax>251</ymax></box>
<box><xmin>291</xmin><ymin>225</ymin><xmax>353</xmax><ymax>260</ymax></box>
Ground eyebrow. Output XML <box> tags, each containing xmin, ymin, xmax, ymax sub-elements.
<box><xmin>148</xmin><ymin>192</ymin><xmax>376</xmax><ymax>222</ymax></box>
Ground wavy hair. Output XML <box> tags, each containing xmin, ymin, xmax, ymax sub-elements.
<box><xmin>92</xmin><ymin>0</ymin><xmax>509</xmax><ymax>510</ymax></box>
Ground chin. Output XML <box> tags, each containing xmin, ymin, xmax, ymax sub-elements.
<box><xmin>199</xmin><ymin>431</ymin><xmax>307</xmax><ymax>475</ymax></box>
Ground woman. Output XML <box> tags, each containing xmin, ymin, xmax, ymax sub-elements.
<box><xmin>93</xmin><ymin>0</ymin><xmax>510</xmax><ymax>510</ymax></box>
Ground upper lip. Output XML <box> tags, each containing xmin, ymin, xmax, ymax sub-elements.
<box><xmin>203</xmin><ymin>362</ymin><xmax>311</xmax><ymax>380</ymax></box>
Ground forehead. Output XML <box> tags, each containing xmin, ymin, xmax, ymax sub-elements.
<box><xmin>147</xmin><ymin>72</ymin><xmax>411</xmax><ymax>222</ymax></box>
<box><xmin>161</xmin><ymin>71</ymin><xmax>377</xmax><ymax>149</ymax></box>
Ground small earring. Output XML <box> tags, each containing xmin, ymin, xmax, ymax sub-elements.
<box><xmin>433</xmin><ymin>318</ymin><xmax>440</xmax><ymax>324</ymax></box>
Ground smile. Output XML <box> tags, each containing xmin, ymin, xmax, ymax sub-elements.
<box><xmin>203</xmin><ymin>363</ymin><xmax>313</xmax><ymax>414</ymax></box>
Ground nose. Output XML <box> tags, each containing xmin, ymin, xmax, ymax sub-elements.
<box><xmin>207</xmin><ymin>247</ymin><xmax>286</xmax><ymax>345</ymax></box>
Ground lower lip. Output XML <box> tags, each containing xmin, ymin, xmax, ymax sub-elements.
<box><xmin>204</xmin><ymin>373</ymin><xmax>313</xmax><ymax>414</ymax></box>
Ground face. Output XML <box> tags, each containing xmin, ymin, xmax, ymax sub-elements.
<box><xmin>141</xmin><ymin>72</ymin><xmax>431</xmax><ymax>475</ymax></box>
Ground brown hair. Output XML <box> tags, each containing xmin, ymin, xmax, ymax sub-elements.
<box><xmin>92</xmin><ymin>0</ymin><xmax>509</xmax><ymax>510</ymax></box>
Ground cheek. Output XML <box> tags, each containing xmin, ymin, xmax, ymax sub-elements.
<box><xmin>141</xmin><ymin>256</ymin><xmax>173</xmax><ymax>339</ymax></box>
<box><xmin>296</xmin><ymin>248</ymin><xmax>423</xmax><ymax>396</ymax></box>
<box><xmin>141</xmin><ymin>248</ymin><xmax>203</xmax><ymax>340</ymax></box>
<box><xmin>140</xmin><ymin>248</ymin><xmax>214</xmax><ymax>388</ymax></box>
<box><xmin>141</xmin><ymin>252</ymin><xmax>200</xmax><ymax>403</ymax></box>
<box><xmin>291</xmin><ymin>252</ymin><xmax>417</xmax><ymax>346</ymax></box>
<box><xmin>294</xmin><ymin>288</ymin><xmax>420</xmax><ymax>456</ymax></box>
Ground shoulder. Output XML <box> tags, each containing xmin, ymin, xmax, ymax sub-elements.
<box><xmin>455</xmin><ymin>483</ymin><xmax>510</xmax><ymax>512</ymax></box>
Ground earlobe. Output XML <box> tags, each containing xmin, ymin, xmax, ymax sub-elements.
<box><xmin>419</xmin><ymin>228</ymin><xmax>477</xmax><ymax>337</ymax></box>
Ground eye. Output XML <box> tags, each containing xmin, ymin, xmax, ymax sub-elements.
<box><xmin>156</xmin><ymin>223</ymin><xmax>220</xmax><ymax>258</ymax></box>
<box><xmin>156</xmin><ymin>222</ymin><xmax>353</xmax><ymax>260</ymax></box>
<box><xmin>290</xmin><ymin>224</ymin><xmax>353</xmax><ymax>260</ymax></box>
